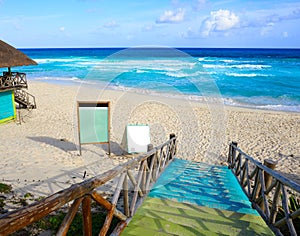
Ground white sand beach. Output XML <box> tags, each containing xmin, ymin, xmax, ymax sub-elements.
<box><xmin>0</xmin><ymin>81</ymin><xmax>299</xmax><ymax>198</ymax></box>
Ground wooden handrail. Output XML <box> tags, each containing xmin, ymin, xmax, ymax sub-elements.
<box><xmin>0</xmin><ymin>134</ymin><xmax>177</xmax><ymax>235</ymax></box>
<box><xmin>14</xmin><ymin>89</ymin><xmax>37</xmax><ymax>109</ymax></box>
<box><xmin>228</xmin><ymin>142</ymin><xmax>300</xmax><ymax>236</ymax></box>
<box><xmin>0</xmin><ymin>72</ymin><xmax>28</xmax><ymax>90</ymax></box>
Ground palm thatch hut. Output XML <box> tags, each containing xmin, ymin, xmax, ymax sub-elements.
<box><xmin>0</xmin><ymin>40</ymin><xmax>37</xmax><ymax>70</ymax></box>
<box><xmin>0</xmin><ymin>40</ymin><xmax>37</xmax><ymax>123</ymax></box>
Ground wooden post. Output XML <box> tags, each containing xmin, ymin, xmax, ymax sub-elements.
<box><xmin>264</xmin><ymin>159</ymin><xmax>277</xmax><ymax>190</ymax></box>
<box><xmin>123</xmin><ymin>175</ymin><xmax>129</xmax><ymax>217</ymax></box>
<box><xmin>82</xmin><ymin>196</ymin><xmax>92</xmax><ymax>236</ymax></box>
<box><xmin>260</xmin><ymin>159</ymin><xmax>277</xmax><ymax>211</ymax></box>
<box><xmin>169</xmin><ymin>133</ymin><xmax>176</xmax><ymax>158</ymax></box>
<box><xmin>228</xmin><ymin>141</ymin><xmax>238</xmax><ymax>168</ymax></box>
<box><xmin>147</xmin><ymin>144</ymin><xmax>154</xmax><ymax>168</ymax></box>
<box><xmin>147</xmin><ymin>144</ymin><xmax>156</xmax><ymax>185</ymax></box>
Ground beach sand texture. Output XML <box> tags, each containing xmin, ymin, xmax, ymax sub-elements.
<box><xmin>0</xmin><ymin>81</ymin><xmax>299</xmax><ymax>197</ymax></box>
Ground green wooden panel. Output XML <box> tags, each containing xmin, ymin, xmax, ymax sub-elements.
<box><xmin>79</xmin><ymin>106</ymin><xmax>108</xmax><ymax>144</ymax></box>
<box><xmin>0</xmin><ymin>90</ymin><xmax>16</xmax><ymax>124</ymax></box>
<box><xmin>122</xmin><ymin>198</ymin><xmax>274</xmax><ymax>236</ymax></box>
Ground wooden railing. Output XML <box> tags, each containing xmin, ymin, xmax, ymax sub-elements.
<box><xmin>0</xmin><ymin>134</ymin><xmax>177</xmax><ymax>236</ymax></box>
<box><xmin>0</xmin><ymin>72</ymin><xmax>28</xmax><ymax>90</ymax></box>
<box><xmin>228</xmin><ymin>142</ymin><xmax>300</xmax><ymax>236</ymax></box>
<box><xmin>14</xmin><ymin>89</ymin><xmax>37</xmax><ymax>109</ymax></box>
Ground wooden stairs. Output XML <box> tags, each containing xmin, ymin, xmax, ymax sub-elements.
<box><xmin>0</xmin><ymin>72</ymin><xmax>36</xmax><ymax>109</ymax></box>
<box><xmin>14</xmin><ymin>89</ymin><xmax>36</xmax><ymax>109</ymax></box>
<box><xmin>121</xmin><ymin>159</ymin><xmax>274</xmax><ymax>235</ymax></box>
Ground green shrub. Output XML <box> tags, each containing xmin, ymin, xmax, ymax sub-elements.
<box><xmin>0</xmin><ymin>183</ymin><xmax>12</xmax><ymax>194</ymax></box>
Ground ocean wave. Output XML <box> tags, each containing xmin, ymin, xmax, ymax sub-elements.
<box><xmin>223</xmin><ymin>97</ymin><xmax>300</xmax><ymax>112</ymax></box>
<box><xmin>221</xmin><ymin>59</ymin><xmax>235</xmax><ymax>63</ymax></box>
<box><xmin>202</xmin><ymin>64</ymin><xmax>272</xmax><ymax>69</ymax></box>
<box><xmin>198</xmin><ymin>57</ymin><xmax>215</xmax><ymax>62</ymax></box>
<box><xmin>164</xmin><ymin>71</ymin><xmax>204</xmax><ymax>78</ymax></box>
<box><xmin>256</xmin><ymin>104</ymin><xmax>300</xmax><ymax>112</ymax></box>
<box><xmin>225</xmin><ymin>72</ymin><xmax>270</xmax><ymax>77</ymax></box>
<box><xmin>34</xmin><ymin>58</ymin><xmax>88</xmax><ymax>64</ymax></box>
<box><xmin>30</xmin><ymin>76</ymin><xmax>96</xmax><ymax>85</ymax></box>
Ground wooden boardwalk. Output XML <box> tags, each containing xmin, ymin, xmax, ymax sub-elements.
<box><xmin>122</xmin><ymin>159</ymin><xmax>274</xmax><ymax>235</ymax></box>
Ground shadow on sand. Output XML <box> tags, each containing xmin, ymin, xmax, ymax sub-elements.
<box><xmin>27</xmin><ymin>136</ymin><xmax>77</xmax><ymax>152</ymax></box>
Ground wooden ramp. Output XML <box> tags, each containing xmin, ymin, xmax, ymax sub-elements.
<box><xmin>121</xmin><ymin>159</ymin><xmax>274</xmax><ymax>235</ymax></box>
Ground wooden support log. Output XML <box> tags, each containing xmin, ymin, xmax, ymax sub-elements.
<box><xmin>99</xmin><ymin>173</ymin><xmax>127</xmax><ymax>236</ymax></box>
<box><xmin>259</xmin><ymin>159</ymin><xmax>277</xmax><ymax>212</ymax></box>
<box><xmin>146</xmin><ymin>146</ymin><xmax>157</xmax><ymax>192</ymax></box>
<box><xmin>245</xmin><ymin>159</ymin><xmax>251</xmax><ymax>197</ymax></box>
<box><xmin>141</xmin><ymin>161</ymin><xmax>147</xmax><ymax>194</ymax></box>
<box><xmin>155</xmin><ymin>149</ymin><xmax>164</xmax><ymax>178</ymax></box>
<box><xmin>91</xmin><ymin>191</ymin><xmax>126</xmax><ymax>222</ymax></box>
<box><xmin>91</xmin><ymin>191</ymin><xmax>112</xmax><ymax>211</ymax></box>
<box><xmin>130</xmin><ymin>161</ymin><xmax>146</xmax><ymax>216</ymax></box>
<box><xmin>269</xmin><ymin>181</ymin><xmax>281</xmax><ymax>224</ymax></box>
<box><xmin>127</xmin><ymin>170</ymin><xmax>143</xmax><ymax>197</ymax></box>
<box><xmin>227</xmin><ymin>141</ymin><xmax>237</xmax><ymax>168</ymax></box>
<box><xmin>169</xmin><ymin>133</ymin><xmax>176</xmax><ymax>158</ymax></box>
<box><xmin>99</xmin><ymin>205</ymin><xmax>116</xmax><ymax>236</ymax></box>
<box><xmin>56</xmin><ymin>197</ymin><xmax>83</xmax><ymax>236</ymax></box>
<box><xmin>147</xmin><ymin>144</ymin><xmax>154</xmax><ymax>168</ymax></box>
<box><xmin>263</xmin><ymin>159</ymin><xmax>277</xmax><ymax>191</ymax></box>
<box><xmin>252</xmin><ymin>168</ymin><xmax>261</xmax><ymax>202</ymax></box>
<box><xmin>280</xmin><ymin>185</ymin><xmax>297</xmax><ymax>235</ymax></box>
<box><xmin>147</xmin><ymin>144</ymin><xmax>155</xmax><ymax>187</ymax></box>
<box><xmin>123</xmin><ymin>175</ymin><xmax>130</xmax><ymax>217</ymax></box>
<box><xmin>112</xmin><ymin>173</ymin><xmax>126</xmax><ymax>205</ymax></box>
<box><xmin>111</xmin><ymin>221</ymin><xmax>127</xmax><ymax>236</ymax></box>
<box><xmin>162</xmin><ymin>143</ymin><xmax>170</xmax><ymax>168</ymax></box>
<box><xmin>82</xmin><ymin>195</ymin><xmax>92</xmax><ymax>236</ymax></box>
<box><xmin>228</xmin><ymin>141</ymin><xmax>238</xmax><ymax>168</ymax></box>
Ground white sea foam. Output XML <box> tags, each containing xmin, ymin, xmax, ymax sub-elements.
<box><xmin>31</xmin><ymin>76</ymin><xmax>96</xmax><ymax>85</ymax></box>
<box><xmin>225</xmin><ymin>72</ymin><xmax>270</xmax><ymax>77</ymax></box>
<box><xmin>203</xmin><ymin>64</ymin><xmax>271</xmax><ymax>69</ymax></box>
<box><xmin>34</xmin><ymin>58</ymin><xmax>85</xmax><ymax>64</ymax></box>
<box><xmin>221</xmin><ymin>59</ymin><xmax>235</xmax><ymax>63</ymax></box>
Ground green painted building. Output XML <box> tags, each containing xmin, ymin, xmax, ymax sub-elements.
<box><xmin>0</xmin><ymin>89</ymin><xmax>16</xmax><ymax>124</ymax></box>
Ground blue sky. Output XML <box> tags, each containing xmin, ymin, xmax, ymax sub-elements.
<box><xmin>0</xmin><ymin>0</ymin><xmax>300</xmax><ymax>48</ymax></box>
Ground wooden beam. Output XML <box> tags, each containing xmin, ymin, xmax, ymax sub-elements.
<box><xmin>82</xmin><ymin>196</ymin><xmax>92</xmax><ymax>236</ymax></box>
<box><xmin>56</xmin><ymin>197</ymin><xmax>83</xmax><ymax>236</ymax></box>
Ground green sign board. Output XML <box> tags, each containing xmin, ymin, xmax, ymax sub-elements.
<box><xmin>77</xmin><ymin>101</ymin><xmax>110</xmax><ymax>155</ymax></box>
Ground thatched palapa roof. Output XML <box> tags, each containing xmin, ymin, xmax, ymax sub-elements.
<box><xmin>0</xmin><ymin>40</ymin><xmax>37</xmax><ymax>68</ymax></box>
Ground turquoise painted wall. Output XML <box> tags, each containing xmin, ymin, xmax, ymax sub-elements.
<box><xmin>0</xmin><ymin>90</ymin><xmax>16</xmax><ymax>123</ymax></box>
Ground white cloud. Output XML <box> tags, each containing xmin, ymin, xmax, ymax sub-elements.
<box><xmin>260</xmin><ymin>22</ymin><xmax>274</xmax><ymax>36</ymax></box>
<box><xmin>156</xmin><ymin>8</ymin><xmax>185</xmax><ymax>23</ymax></box>
<box><xmin>283</xmin><ymin>31</ymin><xmax>288</xmax><ymax>38</ymax></box>
<box><xmin>103</xmin><ymin>20</ymin><xmax>119</xmax><ymax>29</ymax></box>
<box><xmin>201</xmin><ymin>9</ymin><xmax>239</xmax><ymax>37</ymax></box>
<box><xmin>193</xmin><ymin>0</ymin><xmax>207</xmax><ymax>11</ymax></box>
<box><xmin>59</xmin><ymin>26</ymin><xmax>65</xmax><ymax>31</ymax></box>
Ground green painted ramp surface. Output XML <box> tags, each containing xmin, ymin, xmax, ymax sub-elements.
<box><xmin>122</xmin><ymin>158</ymin><xmax>274</xmax><ymax>235</ymax></box>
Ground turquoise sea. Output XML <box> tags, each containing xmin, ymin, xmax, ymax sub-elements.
<box><xmin>18</xmin><ymin>47</ymin><xmax>300</xmax><ymax>112</ymax></box>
